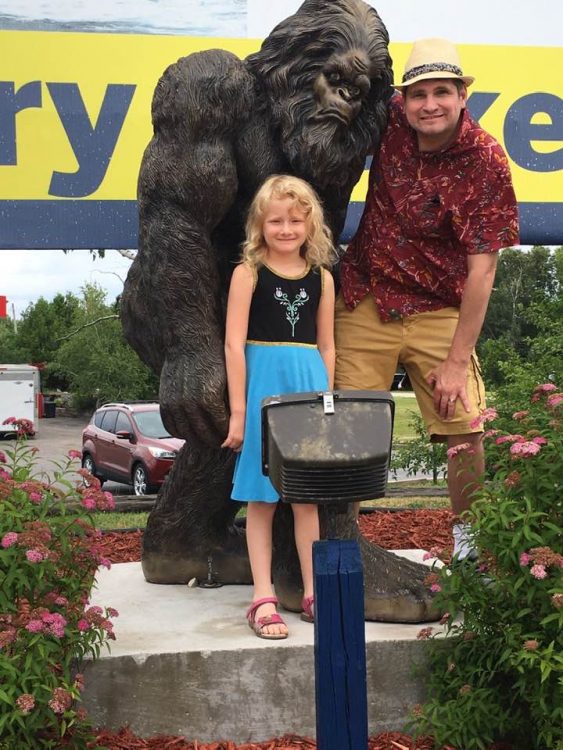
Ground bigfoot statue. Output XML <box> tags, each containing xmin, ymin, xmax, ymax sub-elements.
<box><xmin>121</xmin><ymin>0</ymin><xmax>439</xmax><ymax>622</ymax></box>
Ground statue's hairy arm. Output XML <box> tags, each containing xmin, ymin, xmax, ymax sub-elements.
<box><xmin>122</xmin><ymin>51</ymin><xmax>255</xmax><ymax>446</ymax></box>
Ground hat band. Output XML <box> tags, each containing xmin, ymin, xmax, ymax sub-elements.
<box><xmin>402</xmin><ymin>62</ymin><xmax>464</xmax><ymax>83</ymax></box>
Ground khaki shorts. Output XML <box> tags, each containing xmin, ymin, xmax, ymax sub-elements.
<box><xmin>334</xmin><ymin>293</ymin><xmax>486</xmax><ymax>440</ymax></box>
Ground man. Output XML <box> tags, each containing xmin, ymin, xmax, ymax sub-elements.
<box><xmin>335</xmin><ymin>38</ymin><xmax>519</xmax><ymax>562</ymax></box>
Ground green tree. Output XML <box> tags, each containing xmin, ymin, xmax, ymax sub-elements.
<box><xmin>14</xmin><ymin>293</ymin><xmax>81</xmax><ymax>389</ymax></box>
<box><xmin>50</xmin><ymin>284</ymin><xmax>158</xmax><ymax>410</ymax></box>
<box><xmin>483</xmin><ymin>246</ymin><xmax>559</xmax><ymax>347</ymax></box>
<box><xmin>480</xmin><ymin>246</ymin><xmax>562</xmax><ymax>387</ymax></box>
<box><xmin>0</xmin><ymin>318</ymin><xmax>26</xmax><ymax>363</ymax></box>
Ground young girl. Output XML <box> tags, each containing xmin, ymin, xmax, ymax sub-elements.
<box><xmin>222</xmin><ymin>174</ymin><xmax>336</xmax><ymax>640</ymax></box>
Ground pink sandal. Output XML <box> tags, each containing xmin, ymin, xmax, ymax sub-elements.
<box><xmin>301</xmin><ymin>595</ymin><xmax>314</xmax><ymax>623</ymax></box>
<box><xmin>246</xmin><ymin>596</ymin><xmax>288</xmax><ymax>640</ymax></box>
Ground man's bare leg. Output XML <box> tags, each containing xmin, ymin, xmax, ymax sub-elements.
<box><xmin>447</xmin><ymin>432</ymin><xmax>484</xmax><ymax>560</ymax></box>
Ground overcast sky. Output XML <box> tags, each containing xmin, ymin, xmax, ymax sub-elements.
<box><xmin>1</xmin><ymin>249</ymin><xmax>133</xmax><ymax>320</ymax></box>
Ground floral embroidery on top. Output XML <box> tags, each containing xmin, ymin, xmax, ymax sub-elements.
<box><xmin>274</xmin><ymin>287</ymin><xmax>310</xmax><ymax>337</ymax></box>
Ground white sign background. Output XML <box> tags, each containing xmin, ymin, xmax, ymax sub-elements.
<box><xmin>247</xmin><ymin>0</ymin><xmax>560</xmax><ymax>46</ymax></box>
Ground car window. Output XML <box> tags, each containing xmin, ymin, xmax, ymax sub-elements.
<box><xmin>115</xmin><ymin>411</ymin><xmax>133</xmax><ymax>434</ymax></box>
<box><xmin>94</xmin><ymin>411</ymin><xmax>105</xmax><ymax>428</ymax></box>
<box><xmin>132</xmin><ymin>410</ymin><xmax>171</xmax><ymax>439</ymax></box>
<box><xmin>99</xmin><ymin>410</ymin><xmax>118</xmax><ymax>434</ymax></box>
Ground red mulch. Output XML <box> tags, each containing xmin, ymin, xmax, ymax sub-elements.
<box><xmin>99</xmin><ymin>510</ymin><xmax>455</xmax><ymax>565</ymax></box>
<box><xmin>94</xmin><ymin>728</ymin><xmax>438</xmax><ymax>749</ymax></box>
<box><xmin>359</xmin><ymin>509</ymin><xmax>454</xmax><ymax>555</ymax></box>
<box><xmin>94</xmin><ymin>511</ymin><xmax>459</xmax><ymax>750</ymax></box>
<box><xmin>99</xmin><ymin>528</ymin><xmax>143</xmax><ymax>563</ymax></box>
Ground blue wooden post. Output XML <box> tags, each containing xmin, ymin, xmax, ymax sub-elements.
<box><xmin>313</xmin><ymin>539</ymin><xmax>368</xmax><ymax>750</ymax></box>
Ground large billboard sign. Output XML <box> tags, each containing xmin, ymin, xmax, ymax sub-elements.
<box><xmin>0</xmin><ymin>0</ymin><xmax>561</xmax><ymax>248</ymax></box>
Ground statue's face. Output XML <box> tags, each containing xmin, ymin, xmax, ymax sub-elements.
<box><xmin>312</xmin><ymin>49</ymin><xmax>372</xmax><ymax>125</ymax></box>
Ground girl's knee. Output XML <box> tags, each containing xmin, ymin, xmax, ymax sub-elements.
<box><xmin>291</xmin><ymin>502</ymin><xmax>318</xmax><ymax>517</ymax></box>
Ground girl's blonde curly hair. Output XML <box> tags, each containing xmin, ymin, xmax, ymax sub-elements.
<box><xmin>242</xmin><ymin>174</ymin><xmax>335</xmax><ymax>270</ymax></box>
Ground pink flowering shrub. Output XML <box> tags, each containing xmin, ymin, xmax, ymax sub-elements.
<box><xmin>0</xmin><ymin>428</ymin><xmax>117</xmax><ymax>748</ymax></box>
<box><xmin>2</xmin><ymin>415</ymin><xmax>36</xmax><ymax>438</ymax></box>
<box><xmin>414</xmin><ymin>384</ymin><xmax>562</xmax><ymax>749</ymax></box>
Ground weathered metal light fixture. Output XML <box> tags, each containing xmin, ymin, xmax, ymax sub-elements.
<box><xmin>261</xmin><ymin>390</ymin><xmax>394</xmax><ymax>504</ymax></box>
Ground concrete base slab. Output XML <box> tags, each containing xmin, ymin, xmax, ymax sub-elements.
<box><xmin>83</xmin><ymin>551</ymin><xmax>444</xmax><ymax>744</ymax></box>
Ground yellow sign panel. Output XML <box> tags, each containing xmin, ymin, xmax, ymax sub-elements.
<box><xmin>0</xmin><ymin>31</ymin><xmax>259</xmax><ymax>200</ymax></box>
<box><xmin>0</xmin><ymin>31</ymin><xmax>561</xmax><ymax>247</ymax></box>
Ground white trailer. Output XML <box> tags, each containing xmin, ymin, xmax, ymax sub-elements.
<box><xmin>0</xmin><ymin>364</ymin><xmax>40</xmax><ymax>436</ymax></box>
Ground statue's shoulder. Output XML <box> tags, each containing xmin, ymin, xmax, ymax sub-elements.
<box><xmin>152</xmin><ymin>50</ymin><xmax>256</xmax><ymax>132</ymax></box>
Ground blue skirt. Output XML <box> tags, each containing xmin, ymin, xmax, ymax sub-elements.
<box><xmin>231</xmin><ymin>342</ymin><xmax>329</xmax><ymax>502</ymax></box>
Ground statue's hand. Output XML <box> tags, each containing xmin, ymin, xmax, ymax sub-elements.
<box><xmin>159</xmin><ymin>348</ymin><xmax>229</xmax><ymax>447</ymax></box>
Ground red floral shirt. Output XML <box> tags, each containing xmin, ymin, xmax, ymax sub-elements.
<box><xmin>340</xmin><ymin>95</ymin><xmax>519</xmax><ymax>320</ymax></box>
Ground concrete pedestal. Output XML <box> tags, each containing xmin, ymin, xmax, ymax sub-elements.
<box><xmin>83</xmin><ymin>551</ymin><xmax>444</xmax><ymax>744</ymax></box>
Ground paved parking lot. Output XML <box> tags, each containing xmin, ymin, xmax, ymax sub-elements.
<box><xmin>1</xmin><ymin>415</ymin><xmax>133</xmax><ymax>494</ymax></box>
<box><xmin>2</xmin><ymin>410</ymin><xmax>430</xmax><ymax>490</ymax></box>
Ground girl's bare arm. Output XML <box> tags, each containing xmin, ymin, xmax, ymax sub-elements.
<box><xmin>222</xmin><ymin>263</ymin><xmax>255</xmax><ymax>450</ymax></box>
<box><xmin>316</xmin><ymin>269</ymin><xmax>336</xmax><ymax>389</ymax></box>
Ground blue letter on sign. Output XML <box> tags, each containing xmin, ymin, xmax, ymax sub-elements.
<box><xmin>466</xmin><ymin>91</ymin><xmax>499</xmax><ymax>123</ymax></box>
<box><xmin>0</xmin><ymin>81</ymin><xmax>42</xmax><ymax>165</ymax></box>
<box><xmin>47</xmin><ymin>82</ymin><xmax>136</xmax><ymax>197</ymax></box>
<box><xmin>504</xmin><ymin>93</ymin><xmax>563</xmax><ymax>172</ymax></box>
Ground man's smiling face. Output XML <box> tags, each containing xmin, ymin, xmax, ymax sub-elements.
<box><xmin>403</xmin><ymin>78</ymin><xmax>467</xmax><ymax>152</ymax></box>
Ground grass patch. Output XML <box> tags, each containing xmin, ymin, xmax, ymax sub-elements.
<box><xmin>391</xmin><ymin>392</ymin><xmax>421</xmax><ymax>441</ymax></box>
<box><xmin>94</xmin><ymin>512</ymin><xmax>148</xmax><ymax>529</ymax></box>
<box><xmin>389</xmin><ymin>478</ymin><xmax>447</xmax><ymax>489</ymax></box>
<box><xmin>361</xmin><ymin>496</ymin><xmax>449</xmax><ymax>510</ymax></box>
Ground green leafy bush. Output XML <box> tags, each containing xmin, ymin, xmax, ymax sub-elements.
<box><xmin>413</xmin><ymin>384</ymin><xmax>563</xmax><ymax>749</ymax></box>
<box><xmin>391</xmin><ymin>411</ymin><xmax>447</xmax><ymax>484</ymax></box>
<box><xmin>0</xmin><ymin>428</ymin><xmax>117</xmax><ymax>749</ymax></box>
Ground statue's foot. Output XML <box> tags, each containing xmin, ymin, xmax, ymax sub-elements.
<box><xmin>359</xmin><ymin>535</ymin><xmax>441</xmax><ymax>622</ymax></box>
<box><xmin>273</xmin><ymin>576</ymin><xmax>304</xmax><ymax>614</ymax></box>
<box><xmin>273</xmin><ymin>504</ymin><xmax>442</xmax><ymax>623</ymax></box>
<box><xmin>142</xmin><ymin>543</ymin><xmax>252</xmax><ymax>585</ymax></box>
<box><xmin>139</xmin><ymin>445</ymin><xmax>252</xmax><ymax>584</ymax></box>
<box><xmin>142</xmin><ymin>508</ymin><xmax>252</xmax><ymax>585</ymax></box>
<box><xmin>142</xmin><ymin>550</ymin><xmax>252</xmax><ymax>585</ymax></box>
<box><xmin>274</xmin><ymin>545</ymin><xmax>441</xmax><ymax>623</ymax></box>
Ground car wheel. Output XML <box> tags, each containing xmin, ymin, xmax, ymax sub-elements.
<box><xmin>81</xmin><ymin>453</ymin><xmax>105</xmax><ymax>486</ymax></box>
<box><xmin>132</xmin><ymin>463</ymin><xmax>151</xmax><ymax>496</ymax></box>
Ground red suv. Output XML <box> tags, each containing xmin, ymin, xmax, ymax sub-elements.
<box><xmin>81</xmin><ymin>402</ymin><xmax>184</xmax><ymax>495</ymax></box>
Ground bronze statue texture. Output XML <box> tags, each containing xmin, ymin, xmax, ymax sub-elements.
<box><xmin>121</xmin><ymin>0</ymin><xmax>440</xmax><ymax>623</ymax></box>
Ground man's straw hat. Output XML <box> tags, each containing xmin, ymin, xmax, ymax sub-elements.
<box><xmin>395</xmin><ymin>38</ymin><xmax>474</xmax><ymax>89</ymax></box>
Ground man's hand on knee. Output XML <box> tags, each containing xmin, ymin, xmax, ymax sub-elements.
<box><xmin>426</xmin><ymin>360</ymin><xmax>472</xmax><ymax>419</ymax></box>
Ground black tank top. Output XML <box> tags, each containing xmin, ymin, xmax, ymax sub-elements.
<box><xmin>247</xmin><ymin>264</ymin><xmax>325</xmax><ymax>345</ymax></box>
